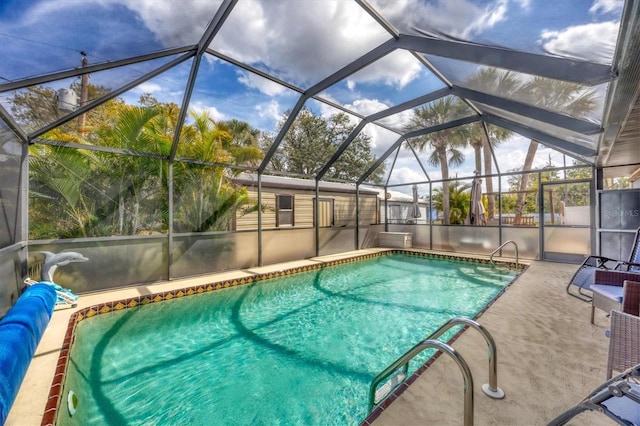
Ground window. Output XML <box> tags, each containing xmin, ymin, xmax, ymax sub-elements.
<box><xmin>314</xmin><ymin>198</ymin><xmax>334</xmax><ymax>227</ymax></box>
<box><xmin>276</xmin><ymin>194</ymin><xmax>294</xmax><ymax>227</ymax></box>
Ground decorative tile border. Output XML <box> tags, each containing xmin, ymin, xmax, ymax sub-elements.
<box><xmin>41</xmin><ymin>250</ymin><xmax>525</xmax><ymax>425</ymax></box>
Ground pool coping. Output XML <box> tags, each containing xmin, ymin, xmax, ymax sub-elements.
<box><xmin>40</xmin><ymin>249</ymin><xmax>526</xmax><ymax>426</ymax></box>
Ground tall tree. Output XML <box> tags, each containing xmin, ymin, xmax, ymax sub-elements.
<box><xmin>405</xmin><ymin>96</ymin><xmax>469</xmax><ymax>224</ymax></box>
<box><xmin>270</xmin><ymin>107</ymin><xmax>384</xmax><ymax>183</ymax></box>
<box><xmin>323</xmin><ymin>113</ymin><xmax>382</xmax><ymax>183</ymax></box>
<box><xmin>513</xmin><ymin>78</ymin><xmax>597</xmax><ymax>222</ymax></box>
<box><xmin>464</xmin><ymin>69</ymin><xmax>519</xmax><ymax>220</ymax></box>
<box><xmin>482</xmin><ymin>125</ymin><xmax>512</xmax><ymax>219</ymax></box>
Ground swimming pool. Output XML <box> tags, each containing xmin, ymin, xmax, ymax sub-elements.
<box><xmin>55</xmin><ymin>252</ymin><xmax>519</xmax><ymax>425</ymax></box>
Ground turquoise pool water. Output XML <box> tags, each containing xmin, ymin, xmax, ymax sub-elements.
<box><xmin>59</xmin><ymin>254</ymin><xmax>517</xmax><ymax>425</ymax></box>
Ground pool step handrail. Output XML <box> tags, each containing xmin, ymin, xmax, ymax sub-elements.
<box><xmin>368</xmin><ymin>339</ymin><xmax>475</xmax><ymax>426</ymax></box>
<box><xmin>490</xmin><ymin>240</ymin><xmax>519</xmax><ymax>270</ymax></box>
<box><xmin>427</xmin><ymin>317</ymin><xmax>505</xmax><ymax>399</ymax></box>
<box><xmin>368</xmin><ymin>317</ymin><xmax>505</xmax><ymax>426</ymax></box>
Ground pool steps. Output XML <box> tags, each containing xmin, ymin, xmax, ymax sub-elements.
<box><xmin>490</xmin><ymin>240</ymin><xmax>519</xmax><ymax>270</ymax></box>
<box><xmin>368</xmin><ymin>317</ymin><xmax>504</xmax><ymax>426</ymax></box>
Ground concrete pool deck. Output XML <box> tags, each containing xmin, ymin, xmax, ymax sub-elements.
<box><xmin>8</xmin><ymin>249</ymin><xmax>616</xmax><ymax>425</ymax></box>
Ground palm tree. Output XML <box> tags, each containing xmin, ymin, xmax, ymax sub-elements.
<box><xmin>481</xmin><ymin>125</ymin><xmax>512</xmax><ymax>219</ymax></box>
<box><xmin>221</xmin><ymin>118</ymin><xmax>263</xmax><ymax>170</ymax></box>
<box><xmin>513</xmin><ymin>78</ymin><xmax>597</xmax><ymax>222</ymax></box>
<box><xmin>29</xmin><ymin>140</ymin><xmax>97</xmax><ymax>238</ymax></box>
<box><xmin>431</xmin><ymin>180</ymin><xmax>472</xmax><ymax>224</ymax></box>
<box><xmin>94</xmin><ymin>105</ymin><xmax>163</xmax><ymax>235</ymax></box>
<box><xmin>172</xmin><ymin>111</ymin><xmax>261</xmax><ymax>232</ymax></box>
<box><xmin>405</xmin><ymin>96</ymin><xmax>469</xmax><ymax>225</ymax></box>
<box><xmin>464</xmin><ymin>69</ymin><xmax>520</xmax><ymax>220</ymax></box>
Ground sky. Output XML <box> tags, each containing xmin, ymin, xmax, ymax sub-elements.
<box><xmin>0</xmin><ymin>0</ymin><xmax>625</xmax><ymax>193</ymax></box>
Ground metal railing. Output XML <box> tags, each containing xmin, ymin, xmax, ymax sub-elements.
<box><xmin>490</xmin><ymin>240</ymin><xmax>519</xmax><ymax>269</ymax></box>
<box><xmin>368</xmin><ymin>317</ymin><xmax>505</xmax><ymax>426</ymax></box>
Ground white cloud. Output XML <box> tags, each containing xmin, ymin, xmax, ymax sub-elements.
<box><xmin>18</xmin><ymin>0</ymin><xmax>89</xmax><ymax>26</ymax></box>
<box><xmin>463</xmin><ymin>1</ymin><xmax>509</xmax><ymax>39</ymax></box>
<box><xmin>346</xmin><ymin>50</ymin><xmax>424</xmax><ymax>91</ymax></box>
<box><xmin>209</xmin><ymin>0</ymin><xmax>392</xmax><ymax>87</ymax></box>
<box><xmin>237</xmin><ymin>71</ymin><xmax>287</xmax><ymax>96</ymax></box>
<box><xmin>344</xmin><ymin>98</ymin><xmax>415</xmax><ymax>131</ymax></box>
<box><xmin>116</xmin><ymin>0</ymin><xmax>218</xmax><ymax>46</ymax></box>
<box><xmin>514</xmin><ymin>0</ymin><xmax>531</xmax><ymax>11</ymax></box>
<box><xmin>388</xmin><ymin>167</ymin><xmax>427</xmax><ymax>186</ymax></box>
<box><xmin>345</xmin><ymin>98</ymin><xmax>391</xmax><ymax>116</ymax></box>
<box><xmin>133</xmin><ymin>81</ymin><xmax>163</xmax><ymax>94</ymax></box>
<box><xmin>189</xmin><ymin>102</ymin><xmax>226</xmax><ymax>122</ymax></box>
<box><xmin>255</xmin><ymin>100</ymin><xmax>282</xmax><ymax>126</ymax></box>
<box><xmin>361</xmin><ymin>122</ymin><xmax>401</xmax><ymax>153</ymax></box>
<box><xmin>369</xmin><ymin>0</ymin><xmax>520</xmax><ymax>40</ymax></box>
<box><xmin>589</xmin><ymin>0</ymin><xmax>624</xmax><ymax>15</ymax></box>
<box><xmin>540</xmin><ymin>21</ymin><xmax>619</xmax><ymax>64</ymax></box>
<box><xmin>377</xmin><ymin>112</ymin><xmax>415</xmax><ymax>131</ymax></box>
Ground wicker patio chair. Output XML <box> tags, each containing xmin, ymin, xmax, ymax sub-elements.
<box><xmin>590</xmin><ymin>275</ymin><xmax>640</xmax><ymax>324</ymax></box>
<box><xmin>607</xmin><ymin>310</ymin><xmax>640</xmax><ymax>380</ymax></box>
<box><xmin>621</xmin><ymin>280</ymin><xmax>640</xmax><ymax>317</ymax></box>
<box><xmin>547</xmin><ymin>364</ymin><xmax>640</xmax><ymax>426</ymax></box>
<box><xmin>567</xmin><ymin>227</ymin><xmax>640</xmax><ymax>302</ymax></box>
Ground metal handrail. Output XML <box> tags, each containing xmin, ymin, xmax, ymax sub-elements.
<box><xmin>490</xmin><ymin>240</ymin><xmax>519</xmax><ymax>269</ymax></box>
<box><xmin>368</xmin><ymin>318</ymin><xmax>505</xmax><ymax>425</ymax></box>
<box><xmin>428</xmin><ymin>317</ymin><xmax>505</xmax><ymax>399</ymax></box>
<box><xmin>368</xmin><ymin>339</ymin><xmax>475</xmax><ymax>426</ymax></box>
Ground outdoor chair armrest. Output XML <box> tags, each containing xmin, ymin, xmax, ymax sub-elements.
<box><xmin>615</xmin><ymin>260</ymin><xmax>640</xmax><ymax>271</ymax></box>
<box><xmin>582</xmin><ymin>255</ymin><xmax>619</xmax><ymax>268</ymax></box>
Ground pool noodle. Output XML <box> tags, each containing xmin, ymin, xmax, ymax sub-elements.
<box><xmin>0</xmin><ymin>284</ymin><xmax>56</xmax><ymax>424</ymax></box>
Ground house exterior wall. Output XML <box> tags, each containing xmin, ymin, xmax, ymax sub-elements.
<box><xmin>235</xmin><ymin>189</ymin><xmax>378</xmax><ymax>230</ymax></box>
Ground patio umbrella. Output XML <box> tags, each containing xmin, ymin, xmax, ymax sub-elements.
<box><xmin>411</xmin><ymin>185</ymin><xmax>422</xmax><ymax>218</ymax></box>
<box><xmin>468</xmin><ymin>177</ymin><xmax>486</xmax><ymax>225</ymax></box>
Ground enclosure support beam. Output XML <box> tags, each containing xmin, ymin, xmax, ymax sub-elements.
<box><xmin>0</xmin><ymin>46</ymin><xmax>196</xmax><ymax>93</ymax></box>
<box><xmin>358</xmin><ymin>115</ymin><xmax>479</xmax><ymax>185</ymax></box>
<box><xmin>398</xmin><ymin>34</ymin><xmax>615</xmax><ymax>86</ymax></box>
<box><xmin>482</xmin><ymin>115</ymin><xmax>597</xmax><ymax>158</ymax></box>
<box><xmin>30</xmin><ymin>52</ymin><xmax>194</xmax><ymax>140</ymax></box>
<box><xmin>452</xmin><ymin>86</ymin><xmax>603</xmax><ymax>135</ymax></box>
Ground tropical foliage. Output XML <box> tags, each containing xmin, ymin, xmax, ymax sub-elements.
<box><xmin>431</xmin><ymin>181</ymin><xmax>472</xmax><ymax>225</ymax></box>
<box><xmin>22</xmin><ymin>88</ymin><xmax>265</xmax><ymax>238</ymax></box>
<box><xmin>19</xmin><ymin>86</ymin><xmax>384</xmax><ymax>239</ymax></box>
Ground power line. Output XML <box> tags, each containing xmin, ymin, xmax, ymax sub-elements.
<box><xmin>0</xmin><ymin>33</ymin><xmax>87</xmax><ymax>56</ymax></box>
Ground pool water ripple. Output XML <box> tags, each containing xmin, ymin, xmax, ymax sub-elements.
<box><xmin>59</xmin><ymin>254</ymin><xmax>516</xmax><ymax>425</ymax></box>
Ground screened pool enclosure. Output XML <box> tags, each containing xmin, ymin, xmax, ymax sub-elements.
<box><xmin>1</xmin><ymin>0</ymin><xmax>639</xmax><ymax>314</ymax></box>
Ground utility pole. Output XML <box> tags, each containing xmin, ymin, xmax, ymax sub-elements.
<box><xmin>78</xmin><ymin>52</ymin><xmax>89</xmax><ymax>133</ymax></box>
